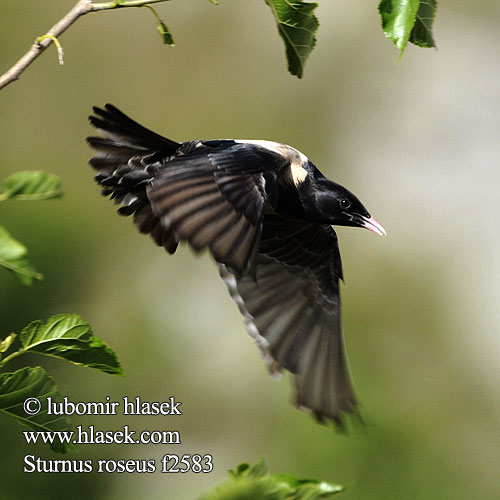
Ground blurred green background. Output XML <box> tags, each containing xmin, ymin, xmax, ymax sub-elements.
<box><xmin>1</xmin><ymin>1</ymin><xmax>500</xmax><ymax>499</ymax></box>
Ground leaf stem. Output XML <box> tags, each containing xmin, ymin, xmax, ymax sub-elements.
<box><xmin>0</xmin><ymin>349</ymin><xmax>25</xmax><ymax>369</ymax></box>
<box><xmin>142</xmin><ymin>4</ymin><xmax>163</xmax><ymax>25</ymax></box>
<box><xmin>36</xmin><ymin>35</ymin><xmax>65</xmax><ymax>66</ymax></box>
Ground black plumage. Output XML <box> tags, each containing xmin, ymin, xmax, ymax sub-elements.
<box><xmin>87</xmin><ymin>104</ymin><xmax>385</xmax><ymax>426</ymax></box>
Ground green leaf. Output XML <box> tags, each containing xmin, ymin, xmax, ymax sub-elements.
<box><xmin>409</xmin><ymin>0</ymin><xmax>437</xmax><ymax>48</ymax></box>
<box><xmin>0</xmin><ymin>333</ymin><xmax>16</xmax><ymax>353</ymax></box>
<box><xmin>0</xmin><ymin>225</ymin><xmax>42</xmax><ymax>285</ymax></box>
<box><xmin>229</xmin><ymin>457</ymin><xmax>268</xmax><ymax>479</ymax></box>
<box><xmin>158</xmin><ymin>20</ymin><xmax>175</xmax><ymax>46</ymax></box>
<box><xmin>274</xmin><ymin>474</ymin><xmax>346</xmax><ymax>499</ymax></box>
<box><xmin>199</xmin><ymin>458</ymin><xmax>345</xmax><ymax>500</ymax></box>
<box><xmin>265</xmin><ymin>0</ymin><xmax>319</xmax><ymax>79</ymax></box>
<box><xmin>1</xmin><ymin>171</ymin><xmax>62</xmax><ymax>200</ymax></box>
<box><xmin>379</xmin><ymin>0</ymin><xmax>420</xmax><ymax>54</ymax></box>
<box><xmin>246</xmin><ymin>457</ymin><xmax>269</xmax><ymax>478</ymax></box>
<box><xmin>0</xmin><ymin>367</ymin><xmax>73</xmax><ymax>453</ymax></box>
<box><xmin>19</xmin><ymin>314</ymin><xmax>123</xmax><ymax>375</ymax></box>
<box><xmin>141</xmin><ymin>4</ymin><xmax>175</xmax><ymax>47</ymax></box>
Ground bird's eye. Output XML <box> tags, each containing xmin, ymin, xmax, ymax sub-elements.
<box><xmin>340</xmin><ymin>198</ymin><xmax>351</xmax><ymax>210</ymax></box>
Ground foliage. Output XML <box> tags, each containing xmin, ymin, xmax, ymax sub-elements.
<box><xmin>18</xmin><ymin>314</ymin><xmax>122</xmax><ymax>375</ymax></box>
<box><xmin>0</xmin><ymin>225</ymin><xmax>42</xmax><ymax>285</ymax></box>
<box><xmin>142</xmin><ymin>4</ymin><xmax>175</xmax><ymax>46</ymax></box>
<box><xmin>265</xmin><ymin>0</ymin><xmax>319</xmax><ymax>79</ymax></box>
<box><xmin>199</xmin><ymin>458</ymin><xmax>346</xmax><ymax>500</ymax></box>
<box><xmin>0</xmin><ymin>170</ymin><xmax>122</xmax><ymax>453</ymax></box>
<box><xmin>144</xmin><ymin>0</ymin><xmax>438</xmax><ymax>76</ymax></box>
<box><xmin>379</xmin><ymin>0</ymin><xmax>437</xmax><ymax>54</ymax></box>
<box><xmin>410</xmin><ymin>0</ymin><xmax>437</xmax><ymax>48</ymax></box>
<box><xmin>1</xmin><ymin>170</ymin><xmax>62</xmax><ymax>201</ymax></box>
<box><xmin>0</xmin><ymin>170</ymin><xmax>62</xmax><ymax>284</ymax></box>
<box><xmin>0</xmin><ymin>367</ymin><xmax>73</xmax><ymax>453</ymax></box>
<box><xmin>0</xmin><ymin>314</ymin><xmax>122</xmax><ymax>453</ymax></box>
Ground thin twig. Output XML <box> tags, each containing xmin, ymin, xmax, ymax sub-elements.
<box><xmin>0</xmin><ymin>0</ymin><xmax>170</xmax><ymax>91</ymax></box>
<box><xmin>91</xmin><ymin>0</ymin><xmax>167</xmax><ymax>10</ymax></box>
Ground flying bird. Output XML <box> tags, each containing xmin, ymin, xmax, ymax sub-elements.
<box><xmin>87</xmin><ymin>104</ymin><xmax>385</xmax><ymax>426</ymax></box>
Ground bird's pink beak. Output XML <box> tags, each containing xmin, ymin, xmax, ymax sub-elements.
<box><xmin>361</xmin><ymin>216</ymin><xmax>386</xmax><ymax>237</ymax></box>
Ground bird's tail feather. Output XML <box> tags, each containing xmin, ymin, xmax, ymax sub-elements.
<box><xmin>87</xmin><ymin>103</ymin><xmax>180</xmax><ymax>172</ymax></box>
<box><xmin>87</xmin><ymin>104</ymin><xmax>180</xmax><ymax>254</ymax></box>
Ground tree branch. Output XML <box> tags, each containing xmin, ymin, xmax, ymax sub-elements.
<box><xmin>0</xmin><ymin>0</ymin><xmax>170</xmax><ymax>91</ymax></box>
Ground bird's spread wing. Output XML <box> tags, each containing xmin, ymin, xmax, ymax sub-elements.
<box><xmin>219</xmin><ymin>213</ymin><xmax>357</xmax><ymax>425</ymax></box>
<box><xmin>147</xmin><ymin>143</ymin><xmax>282</xmax><ymax>275</ymax></box>
<box><xmin>88</xmin><ymin>105</ymin><xmax>285</xmax><ymax>273</ymax></box>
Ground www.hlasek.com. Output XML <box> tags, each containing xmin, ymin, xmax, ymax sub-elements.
<box><xmin>21</xmin><ymin>396</ymin><xmax>213</xmax><ymax>474</ymax></box>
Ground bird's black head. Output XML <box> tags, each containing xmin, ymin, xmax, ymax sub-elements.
<box><xmin>312</xmin><ymin>178</ymin><xmax>386</xmax><ymax>236</ymax></box>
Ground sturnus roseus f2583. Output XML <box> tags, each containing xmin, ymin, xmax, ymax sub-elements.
<box><xmin>87</xmin><ymin>104</ymin><xmax>385</xmax><ymax>426</ymax></box>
